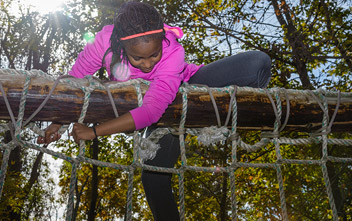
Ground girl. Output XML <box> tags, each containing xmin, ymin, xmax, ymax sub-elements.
<box><xmin>38</xmin><ymin>1</ymin><xmax>271</xmax><ymax>220</ymax></box>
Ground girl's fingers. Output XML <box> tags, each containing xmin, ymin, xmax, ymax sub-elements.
<box><xmin>70</xmin><ymin>128</ymin><xmax>79</xmax><ymax>143</ymax></box>
<box><xmin>73</xmin><ymin>134</ymin><xmax>79</xmax><ymax>143</ymax></box>
<box><xmin>51</xmin><ymin>133</ymin><xmax>59</xmax><ymax>142</ymax></box>
<box><xmin>37</xmin><ymin>136</ymin><xmax>44</xmax><ymax>144</ymax></box>
<box><xmin>37</xmin><ymin>131</ymin><xmax>62</xmax><ymax>145</ymax></box>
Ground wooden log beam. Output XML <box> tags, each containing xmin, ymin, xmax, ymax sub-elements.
<box><xmin>1</xmin><ymin>72</ymin><xmax>352</xmax><ymax>132</ymax></box>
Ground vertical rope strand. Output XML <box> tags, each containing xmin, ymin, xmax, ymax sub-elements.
<box><xmin>178</xmin><ymin>87</ymin><xmax>188</xmax><ymax>221</ymax></box>
<box><xmin>0</xmin><ymin>81</ymin><xmax>17</xmax><ymax>199</ymax></box>
<box><xmin>318</xmin><ymin>91</ymin><xmax>339</xmax><ymax>220</ymax></box>
<box><xmin>1</xmin><ymin>74</ymin><xmax>31</xmax><ymax>200</ymax></box>
<box><xmin>66</xmin><ymin>77</ymin><xmax>94</xmax><ymax>221</ymax></box>
<box><xmin>272</xmin><ymin>89</ymin><xmax>288</xmax><ymax>221</ymax></box>
<box><xmin>229</xmin><ymin>86</ymin><xmax>238</xmax><ymax>221</ymax></box>
<box><xmin>0</xmin><ymin>148</ymin><xmax>11</xmax><ymax>198</ymax></box>
<box><xmin>15</xmin><ymin>73</ymin><xmax>31</xmax><ymax>137</ymax></box>
<box><xmin>125</xmin><ymin>164</ymin><xmax>135</xmax><ymax>221</ymax></box>
<box><xmin>126</xmin><ymin>82</ymin><xmax>144</xmax><ymax>220</ymax></box>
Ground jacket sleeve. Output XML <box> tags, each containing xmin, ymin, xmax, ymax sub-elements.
<box><xmin>69</xmin><ymin>29</ymin><xmax>108</xmax><ymax>78</ymax></box>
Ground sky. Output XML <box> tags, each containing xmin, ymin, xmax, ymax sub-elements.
<box><xmin>17</xmin><ymin>0</ymin><xmax>67</xmax><ymax>14</ymax></box>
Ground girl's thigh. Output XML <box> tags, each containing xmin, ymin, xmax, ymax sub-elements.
<box><xmin>188</xmin><ymin>51</ymin><xmax>271</xmax><ymax>88</ymax></box>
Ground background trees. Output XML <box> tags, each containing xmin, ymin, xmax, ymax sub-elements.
<box><xmin>150</xmin><ymin>0</ymin><xmax>352</xmax><ymax>90</ymax></box>
<box><xmin>1</xmin><ymin>0</ymin><xmax>351</xmax><ymax>220</ymax></box>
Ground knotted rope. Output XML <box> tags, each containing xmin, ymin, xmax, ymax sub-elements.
<box><xmin>1</xmin><ymin>69</ymin><xmax>352</xmax><ymax>220</ymax></box>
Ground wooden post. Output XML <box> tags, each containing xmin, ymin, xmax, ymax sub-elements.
<box><xmin>1</xmin><ymin>72</ymin><xmax>351</xmax><ymax>132</ymax></box>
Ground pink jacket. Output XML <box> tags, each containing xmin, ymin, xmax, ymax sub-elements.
<box><xmin>69</xmin><ymin>24</ymin><xmax>203</xmax><ymax>130</ymax></box>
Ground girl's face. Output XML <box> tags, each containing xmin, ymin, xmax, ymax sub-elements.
<box><xmin>124</xmin><ymin>38</ymin><xmax>162</xmax><ymax>73</ymax></box>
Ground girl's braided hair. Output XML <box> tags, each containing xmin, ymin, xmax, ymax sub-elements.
<box><xmin>107</xmin><ymin>1</ymin><xmax>166</xmax><ymax>78</ymax></box>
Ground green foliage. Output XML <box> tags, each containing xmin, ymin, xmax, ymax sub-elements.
<box><xmin>178</xmin><ymin>132</ymin><xmax>352</xmax><ymax>220</ymax></box>
<box><xmin>149</xmin><ymin>0</ymin><xmax>352</xmax><ymax>90</ymax></box>
<box><xmin>1</xmin><ymin>0</ymin><xmax>352</xmax><ymax>220</ymax></box>
<box><xmin>0</xmin><ymin>127</ymin><xmax>57</xmax><ymax>220</ymax></box>
<box><xmin>56</xmin><ymin>134</ymin><xmax>152</xmax><ymax>220</ymax></box>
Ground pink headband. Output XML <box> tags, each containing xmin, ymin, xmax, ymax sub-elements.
<box><xmin>120</xmin><ymin>29</ymin><xmax>164</xmax><ymax>40</ymax></box>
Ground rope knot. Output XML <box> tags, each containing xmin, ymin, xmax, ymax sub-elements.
<box><xmin>321</xmin><ymin>156</ymin><xmax>329</xmax><ymax>164</ymax></box>
<box><xmin>170</xmin><ymin>128</ymin><xmax>185</xmax><ymax>136</ymax></box>
<box><xmin>136</xmin><ymin>136</ymin><xmax>161</xmax><ymax>162</ymax></box>
<box><xmin>129</xmin><ymin>161</ymin><xmax>139</xmax><ymax>170</ymax></box>
<box><xmin>228</xmin><ymin>132</ymin><xmax>239</xmax><ymax>142</ymax></box>
<box><xmin>75</xmin><ymin>155</ymin><xmax>85</xmax><ymax>163</ymax></box>
<box><xmin>1</xmin><ymin>141</ymin><xmax>17</xmax><ymax>151</ymax></box>
<box><xmin>276</xmin><ymin>158</ymin><xmax>283</xmax><ymax>164</ymax></box>
<box><xmin>82</xmin><ymin>75</ymin><xmax>98</xmax><ymax>93</ymax></box>
<box><xmin>197</xmin><ymin>126</ymin><xmax>230</xmax><ymax>146</ymax></box>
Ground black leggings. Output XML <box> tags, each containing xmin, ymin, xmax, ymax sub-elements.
<box><xmin>142</xmin><ymin>51</ymin><xmax>272</xmax><ymax>220</ymax></box>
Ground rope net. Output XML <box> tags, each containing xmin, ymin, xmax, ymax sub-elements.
<box><xmin>1</xmin><ymin>69</ymin><xmax>352</xmax><ymax>220</ymax></box>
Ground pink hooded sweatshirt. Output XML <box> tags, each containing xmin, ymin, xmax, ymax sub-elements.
<box><xmin>69</xmin><ymin>24</ymin><xmax>203</xmax><ymax>130</ymax></box>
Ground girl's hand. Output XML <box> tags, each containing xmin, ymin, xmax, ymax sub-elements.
<box><xmin>37</xmin><ymin>123</ymin><xmax>62</xmax><ymax>144</ymax></box>
<box><xmin>70</xmin><ymin>123</ymin><xmax>95</xmax><ymax>143</ymax></box>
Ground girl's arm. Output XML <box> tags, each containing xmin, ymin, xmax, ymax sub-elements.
<box><xmin>37</xmin><ymin>113</ymin><xmax>135</xmax><ymax>144</ymax></box>
<box><xmin>70</xmin><ymin>112</ymin><xmax>135</xmax><ymax>143</ymax></box>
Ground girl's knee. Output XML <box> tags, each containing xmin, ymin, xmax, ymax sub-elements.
<box><xmin>254</xmin><ymin>51</ymin><xmax>272</xmax><ymax>88</ymax></box>
<box><xmin>252</xmin><ymin>51</ymin><xmax>271</xmax><ymax>69</ymax></box>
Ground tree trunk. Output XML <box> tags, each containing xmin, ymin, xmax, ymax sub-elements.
<box><xmin>88</xmin><ymin>138</ymin><xmax>99</xmax><ymax>221</ymax></box>
<box><xmin>1</xmin><ymin>71</ymin><xmax>351</xmax><ymax>132</ymax></box>
<box><xmin>21</xmin><ymin>151</ymin><xmax>44</xmax><ymax>219</ymax></box>
<box><xmin>327</xmin><ymin>145</ymin><xmax>347</xmax><ymax>220</ymax></box>
<box><xmin>271</xmin><ymin>0</ymin><xmax>314</xmax><ymax>89</ymax></box>
<box><xmin>219</xmin><ymin>171</ymin><xmax>229</xmax><ymax>221</ymax></box>
<box><xmin>3</xmin><ymin>131</ymin><xmax>22</xmax><ymax>221</ymax></box>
